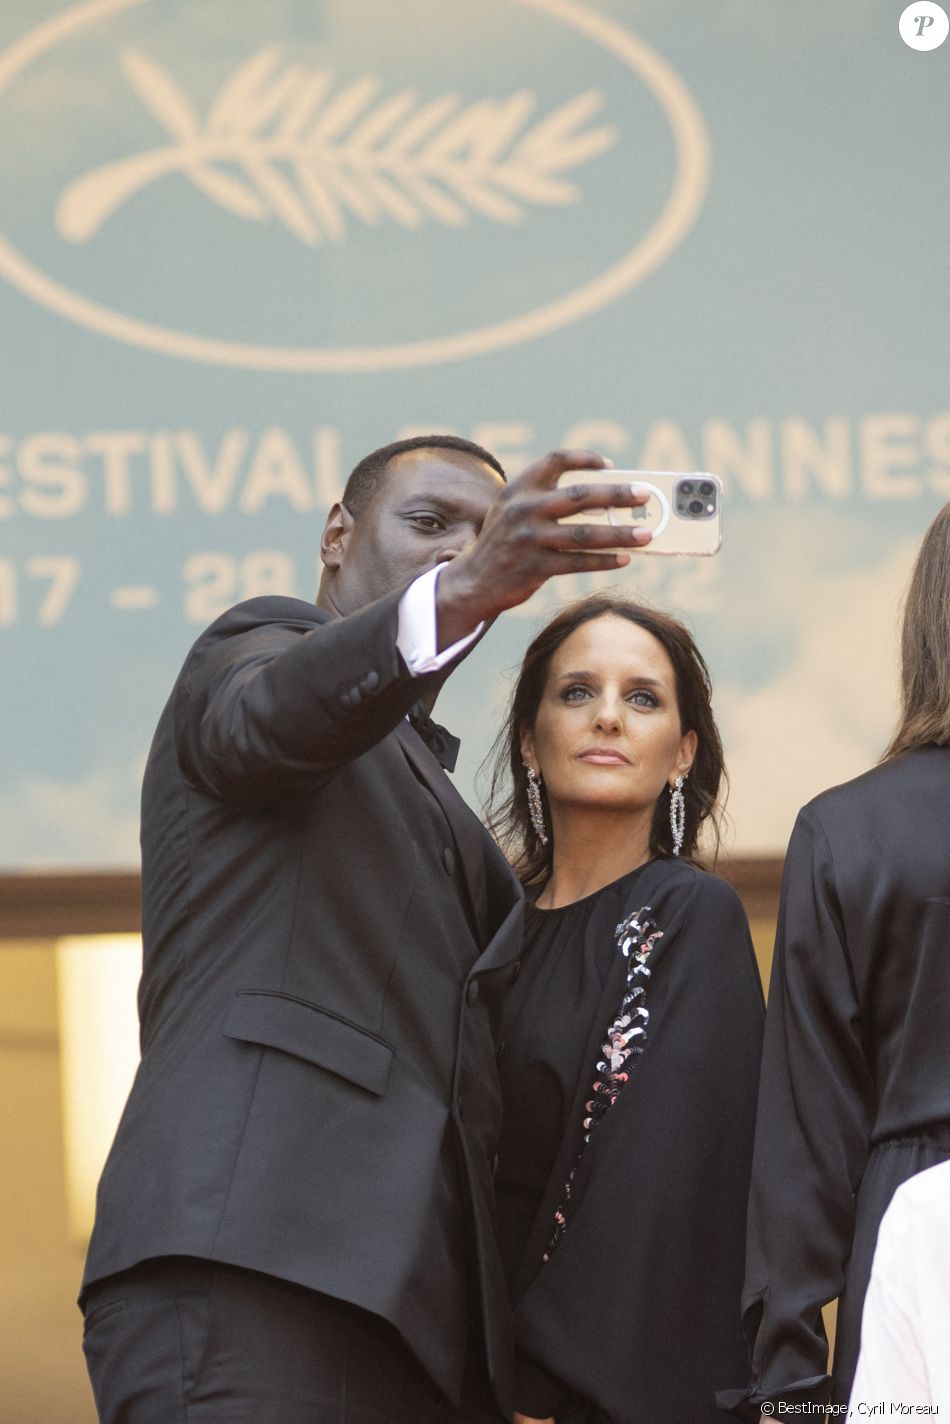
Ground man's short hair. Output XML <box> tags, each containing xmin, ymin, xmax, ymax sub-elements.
<box><xmin>342</xmin><ymin>435</ymin><xmax>506</xmax><ymax>516</ymax></box>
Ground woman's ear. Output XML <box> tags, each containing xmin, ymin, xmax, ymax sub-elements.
<box><xmin>673</xmin><ymin>729</ymin><xmax>698</xmax><ymax>784</ymax></box>
<box><xmin>519</xmin><ymin>725</ymin><xmax>536</xmax><ymax>773</ymax></box>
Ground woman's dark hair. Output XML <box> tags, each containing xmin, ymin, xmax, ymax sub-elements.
<box><xmin>883</xmin><ymin>501</ymin><xmax>950</xmax><ymax>760</ymax></box>
<box><xmin>485</xmin><ymin>595</ymin><xmax>725</xmax><ymax>884</ymax></box>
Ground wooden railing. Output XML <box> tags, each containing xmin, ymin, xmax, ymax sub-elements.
<box><xmin>0</xmin><ymin>859</ymin><xmax>784</xmax><ymax>939</ymax></box>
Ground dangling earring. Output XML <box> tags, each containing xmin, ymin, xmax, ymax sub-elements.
<box><xmin>524</xmin><ymin>763</ymin><xmax>549</xmax><ymax>846</ymax></box>
<box><xmin>669</xmin><ymin>774</ymin><xmax>687</xmax><ymax>856</ymax></box>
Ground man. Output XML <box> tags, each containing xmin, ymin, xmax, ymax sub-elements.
<box><xmin>79</xmin><ymin>435</ymin><xmax>648</xmax><ymax>1424</ymax></box>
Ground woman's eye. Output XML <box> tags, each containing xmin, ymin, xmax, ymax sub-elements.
<box><xmin>628</xmin><ymin>690</ymin><xmax>658</xmax><ymax>708</ymax></box>
<box><xmin>562</xmin><ymin>684</ymin><xmax>592</xmax><ymax>702</ymax></box>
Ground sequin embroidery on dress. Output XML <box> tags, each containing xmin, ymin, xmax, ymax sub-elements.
<box><xmin>542</xmin><ymin>906</ymin><xmax>663</xmax><ymax>1262</ymax></box>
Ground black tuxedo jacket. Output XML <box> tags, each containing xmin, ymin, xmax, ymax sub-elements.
<box><xmin>82</xmin><ymin>588</ymin><xmax>523</xmax><ymax>1412</ymax></box>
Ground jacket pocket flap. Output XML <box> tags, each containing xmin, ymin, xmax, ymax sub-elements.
<box><xmin>223</xmin><ymin>991</ymin><xmax>394</xmax><ymax>1096</ymax></box>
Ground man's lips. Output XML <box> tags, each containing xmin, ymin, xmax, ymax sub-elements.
<box><xmin>577</xmin><ymin>748</ymin><xmax>631</xmax><ymax>765</ymax></box>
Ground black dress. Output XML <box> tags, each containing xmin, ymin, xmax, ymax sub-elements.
<box><xmin>484</xmin><ymin>856</ymin><xmax>764</xmax><ymax>1424</ymax></box>
<box><xmin>721</xmin><ymin>747</ymin><xmax>950</xmax><ymax>1419</ymax></box>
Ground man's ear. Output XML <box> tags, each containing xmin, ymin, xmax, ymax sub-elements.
<box><xmin>320</xmin><ymin>502</ymin><xmax>354</xmax><ymax>571</ymax></box>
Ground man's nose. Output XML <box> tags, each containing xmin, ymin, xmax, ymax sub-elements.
<box><xmin>435</xmin><ymin>530</ymin><xmax>479</xmax><ymax>563</ymax></box>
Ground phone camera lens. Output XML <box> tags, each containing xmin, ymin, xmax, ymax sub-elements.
<box><xmin>688</xmin><ymin>499</ymin><xmax>704</xmax><ymax>515</ymax></box>
<box><xmin>699</xmin><ymin>481</ymin><xmax>715</xmax><ymax>497</ymax></box>
<box><xmin>679</xmin><ymin>481</ymin><xmax>694</xmax><ymax>495</ymax></box>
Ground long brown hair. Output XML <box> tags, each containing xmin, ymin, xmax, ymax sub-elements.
<box><xmin>485</xmin><ymin>596</ymin><xmax>726</xmax><ymax>885</ymax></box>
<box><xmin>884</xmin><ymin>501</ymin><xmax>950</xmax><ymax>760</ymax></box>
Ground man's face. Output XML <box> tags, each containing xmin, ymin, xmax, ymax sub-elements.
<box><xmin>320</xmin><ymin>448</ymin><xmax>505</xmax><ymax>615</ymax></box>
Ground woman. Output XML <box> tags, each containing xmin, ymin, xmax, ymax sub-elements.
<box><xmin>476</xmin><ymin>595</ymin><xmax>765</xmax><ymax>1424</ymax></box>
<box><xmin>722</xmin><ymin>503</ymin><xmax>950</xmax><ymax>1418</ymax></box>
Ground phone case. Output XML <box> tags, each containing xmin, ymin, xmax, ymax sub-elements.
<box><xmin>557</xmin><ymin>469</ymin><xmax>722</xmax><ymax>556</ymax></box>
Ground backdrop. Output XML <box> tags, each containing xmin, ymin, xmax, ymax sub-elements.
<box><xmin>2</xmin><ymin>0</ymin><xmax>948</xmax><ymax>866</ymax></box>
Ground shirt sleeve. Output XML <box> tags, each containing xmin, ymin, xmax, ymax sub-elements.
<box><xmin>396</xmin><ymin>564</ymin><xmax>484</xmax><ymax>674</ymax></box>
<box><xmin>174</xmin><ymin>583</ymin><xmax>465</xmax><ymax>805</ymax></box>
<box><xmin>724</xmin><ymin>806</ymin><xmax>875</xmax><ymax>1418</ymax></box>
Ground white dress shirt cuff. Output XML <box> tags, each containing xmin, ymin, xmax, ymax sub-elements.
<box><xmin>397</xmin><ymin>565</ymin><xmax>484</xmax><ymax>675</ymax></box>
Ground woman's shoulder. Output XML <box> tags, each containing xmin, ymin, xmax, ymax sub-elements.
<box><xmin>630</xmin><ymin>858</ymin><xmax>748</xmax><ymax>931</ymax></box>
<box><xmin>622</xmin><ymin>863</ymin><xmax>761</xmax><ymax>1006</ymax></box>
<box><xmin>786</xmin><ymin>750</ymin><xmax>950</xmax><ymax>879</ymax></box>
<box><xmin>803</xmin><ymin>746</ymin><xmax>950</xmax><ymax>822</ymax></box>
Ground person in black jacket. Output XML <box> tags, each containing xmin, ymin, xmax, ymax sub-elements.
<box><xmin>473</xmin><ymin>596</ymin><xmax>764</xmax><ymax>1424</ymax></box>
<box><xmin>721</xmin><ymin>501</ymin><xmax>950</xmax><ymax>1418</ymax></box>
<box><xmin>79</xmin><ymin>434</ymin><xmax>650</xmax><ymax>1424</ymax></box>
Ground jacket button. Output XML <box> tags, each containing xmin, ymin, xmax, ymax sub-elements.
<box><xmin>467</xmin><ymin>980</ymin><xmax>480</xmax><ymax>1005</ymax></box>
<box><xmin>510</xmin><ymin>959</ymin><xmax>522</xmax><ymax>984</ymax></box>
<box><xmin>442</xmin><ymin>846</ymin><xmax>455</xmax><ymax>876</ymax></box>
<box><xmin>349</xmin><ymin>685</ymin><xmax>361</xmax><ymax>705</ymax></box>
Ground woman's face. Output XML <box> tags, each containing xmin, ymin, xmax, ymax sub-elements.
<box><xmin>521</xmin><ymin>614</ymin><xmax>697</xmax><ymax>824</ymax></box>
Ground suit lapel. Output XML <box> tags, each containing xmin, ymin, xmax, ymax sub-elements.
<box><xmin>395</xmin><ymin>721</ymin><xmax>491</xmax><ymax>945</ymax></box>
<box><xmin>470</xmin><ymin>834</ymin><xmax>523</xmax><ymax>973</ymax></box>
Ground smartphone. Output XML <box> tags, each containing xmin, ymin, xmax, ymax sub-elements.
<box><xmin>557</xmin><ymin>469</ymin><xmax>722</xmax><ymax>556</ymax></box>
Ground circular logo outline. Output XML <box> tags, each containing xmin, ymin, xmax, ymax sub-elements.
<box><xmin>0</xmin><ymin>0</ymin><xmax>710</xmax><ymax>372</ymax></box>
<box><xmin>899</xmin><ymin>1</ymin><xmax>950</xmax><ymax>49</ymax></box>
<box><xmin>606</xmin><ymin>482</ymin><xmax>671</xmax><ymax>539</ymax></box>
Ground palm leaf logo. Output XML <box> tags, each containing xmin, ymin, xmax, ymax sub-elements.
<box><xmin>56</xmin><ymin>47</ymin><xmax>618</xmax><ymax>244</ymax></box>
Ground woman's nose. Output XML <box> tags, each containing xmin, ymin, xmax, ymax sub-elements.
<box><xmin>592</xmin><ymin>696</ymin><xmax>623</xmax><ymax>732</ymax></box>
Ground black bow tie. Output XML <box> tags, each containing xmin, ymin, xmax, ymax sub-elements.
<box><xmin>408</xmin><ymin>703</ymin><xmax>461</xmax><ymax>773</ymax></box>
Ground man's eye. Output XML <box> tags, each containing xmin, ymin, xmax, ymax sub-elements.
<box><xmin>410</xmin><ymin>515</ymin><xmax>445</xmax><ymax>532</ymax></box>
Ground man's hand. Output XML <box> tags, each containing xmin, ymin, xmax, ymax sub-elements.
<box><xmin>435</xmin><ymin>449</ymin><xmax>650</xmax><ymax>650</ymax></box>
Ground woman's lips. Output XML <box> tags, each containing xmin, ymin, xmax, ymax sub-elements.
<box><xmin>577</xmin><ymin>749</ymin><xmax>631</xmax><ymax>765</ymax></box>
